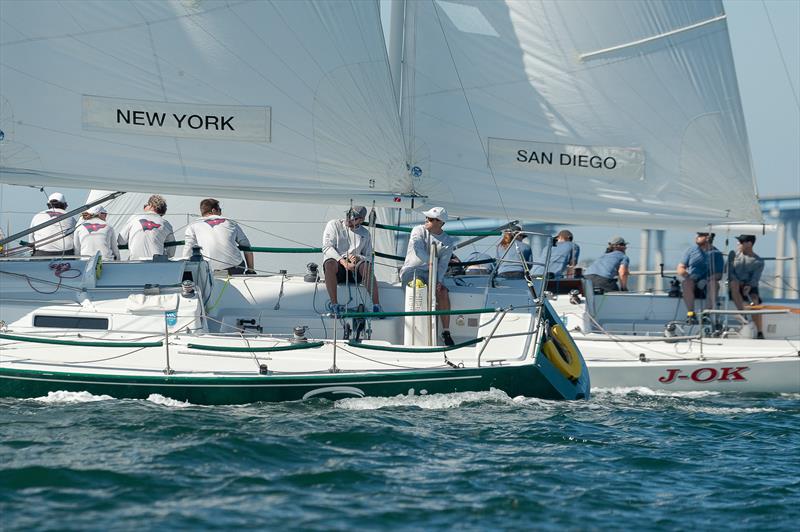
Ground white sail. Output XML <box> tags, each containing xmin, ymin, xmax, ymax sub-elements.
<box><xmin>402</xmin><ymin>0</ymin><xmax>762</xmax><ymax>227</ymax></box>
<box><xmin>0</xmin><ymin>1</ymin><xmax>407</xmax><ymax>203</ymax></box>
<box><xmin>1</xmin><ymin>1</ymin><xmax>762</xmax><ymax>228</ymax></box>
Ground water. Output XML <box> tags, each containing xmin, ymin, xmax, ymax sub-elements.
<box><xmin>2</xmin><ymin>389</ymin><xmax>798</xmax><ymax>530</ymax></box>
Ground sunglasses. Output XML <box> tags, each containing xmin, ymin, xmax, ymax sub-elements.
<box><xmin>426</xmin><ymin>217</ymin><xmax>442</xmax><ymax>223</ymax></box>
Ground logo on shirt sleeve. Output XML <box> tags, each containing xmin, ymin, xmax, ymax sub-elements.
<box><xmin>204</xmin><ymin>218</ymin><xmax>227</xmax><ymax>227</ymax></box>
<box><xmin>139</xmin><ymin>219</ymin><xmax>162</xmax><ymax>231</ymax></box>
<box><xmin>83</xmin><ymin>223</ymin><xmax>106</xmax><ymax>233</ymax></box>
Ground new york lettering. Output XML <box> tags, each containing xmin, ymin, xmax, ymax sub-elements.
<box><xmin>516</xmin><ymin>149</ymin><xmax>617</xmax><ymax>170</ymax></box>
<box><xmin>116</xmin><ymin>109</ymin><xmax>235</xmax><ymax>131</ymax></box>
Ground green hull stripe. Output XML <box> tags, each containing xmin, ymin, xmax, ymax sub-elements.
<box><xmin>0</xmin><ymin>332</ymin><xmax>163</xmax><ymax>348</ymax></box>
<box><xmin>186</xmin><ymin>341</ymin><xmax>325</xmax><ymax>353</ymax></box>
<box><xmin>347</xmin><ymin>337</ymin><xmax>483</xmax><ymax>353</ymax></box>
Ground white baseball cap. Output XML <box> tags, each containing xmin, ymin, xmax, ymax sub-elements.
<box><xmin>422</xmin><ymin>206</ymin><xmax>448</xmax><ymax>222</ymax></box>
<box><xmin>48</xmin><ymin>192</ymin><xmax>66</xmax><ymax>203</ymax></box>
<box><xmin>87</xmin><ymin>205</ymin><xmax>107</xmax><ymax>216</ymax></box>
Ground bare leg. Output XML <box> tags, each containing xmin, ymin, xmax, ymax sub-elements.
<box><xmin>681</xmin><ymin>277</ymin><xmax>696</xmax><ymax>313</ymax></box>
<box><xmin>436</xmin><ymin>283</ymin><xmax>451</xmax><ymax>329</ymax></box>
<box><xmin>357</xmin><ymin>261</ymin><xmax>380</xmax><ymax>304</ymax></box>
<box><xmin>706</xmin><ymin>278</ymin><xmax>719</xmax><ymax>310</ymax></box>
<box><xmin>750</xmin><ymin>293</ymin><xmax>763</xmax><ymax>334</ymax></box>
<box><xmin>323</xmin><ymin>259</ymin><xmax>339</xmax><ymax>304</ymax></box>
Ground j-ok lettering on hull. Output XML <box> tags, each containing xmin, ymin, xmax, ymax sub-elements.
<box><xmin>658</xmin><ymin>367</ymin><xmax>749</xmax><ymax>384</ymax></box>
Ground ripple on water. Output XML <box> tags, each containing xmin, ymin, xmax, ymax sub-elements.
<box><xmin>0</xmin><ymin>389</ymin><xmax>798</xmax><ymax>530</ymax></box>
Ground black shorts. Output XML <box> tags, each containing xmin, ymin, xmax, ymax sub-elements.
<box><xmin>334</xmin><ymin>262</ymin><xmax>364</xmax><ymax>284</ymax></box>
<box><xmin>585</xmin><ymin>274</ymin><xmax>619</xmax><ymax>292</ymax></box>
<box><xmin>33</xmin><ymin>249</ymin><xmax>75</xmax><ymax>257</ymax></box>
<box><xmin>730</xmin><ymin>285</ymin><xmax>760</xmax><ymax>302</ymax></box>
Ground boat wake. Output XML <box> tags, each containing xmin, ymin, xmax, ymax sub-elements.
<box><xmin>593</xmin><ymin>386</ymin><xmax>721</xmax><ymax>398</ymax></box>
<box><xmin>33</xmin><ymin>390</ymin><xmax>115</xmax><ymax>403</ymax></box>
<box><xmin>335</xmin><ymin>387</ymin><xmax>519</xmax><ymax>410</ymax></box>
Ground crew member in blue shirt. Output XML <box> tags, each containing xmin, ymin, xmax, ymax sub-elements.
<box><xmin>677</xmin><ymin>232</ymin><xmax>717</xmax><ymax>323</ymax></box>
<box><xmin>495</xmin><ymin>224</ymin><xmax>532</xmax><ymax>279</ymax></box>
<box><xmin>530</xmin><ymin>229</ymin><xmax>580</xmax><ymax>278</ymax></box>
<box><xmin>584</xmin><ymin>236</ymin><xmax>630</xmax><ymax>292</ymax></box>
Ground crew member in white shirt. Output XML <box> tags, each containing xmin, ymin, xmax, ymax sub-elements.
<box><xmin>399</xmin><ymin>207</ymin><xmax>456</xmax><ymax>346</ymax></box>
<box><xmin>118</xmin><ymin>194</ymin><xmax>176</xmax><ymax>259</ymax></box>
<box><xmin>321</xmin><ymin>205</ymin><xmax>381</xmax><ymax>314</ymax></box>
<box><xmin>29</xmin><ymin>192</ymin><xmax>76</xmax><ymax>256</ymax></box>
<box><xmin>73</xmin><ymin>205</ymin><xmax>120</xmax><ymax>261</ymax></box>
<box><xmin>182</xmin><ymin>198</ymin><xmax>255</xmax><ymax>275</ymax></box>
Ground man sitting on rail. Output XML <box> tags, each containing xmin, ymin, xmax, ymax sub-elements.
<box><xmin>321</xmin><ymin>205</ymin><xmax>381</xmax><ymax>315</ymax></box>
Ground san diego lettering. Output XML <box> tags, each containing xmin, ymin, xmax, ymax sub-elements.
<box><xmin>116</xmin><ymin>109</ymin><xmax>235</xmax><ymax>131</ymax></box>
<box><xmin>516</xmin><ymin>150</ymin><xmax>617</xmax><ymax>170</ymax></box>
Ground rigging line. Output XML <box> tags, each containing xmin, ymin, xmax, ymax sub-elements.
<box><xmin>761</xmin><ymin>0</ymin><xmax>800</xmax><ymax>110</ymax></box>
<box><xmin>234</xmin><ymin>221</ymin><xmax>316</xmax><ymax>248</ymax></box>
<box><xmin>429</xmin><ymin>1</ymin><xmax>510</xmax><ymax>223</ymax></box>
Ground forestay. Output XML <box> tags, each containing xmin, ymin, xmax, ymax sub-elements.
<box><xmin>0</xmin><ymin>1</ymin><xmax>407</xmax><ymax>204</ymax></box>
<box><xmin>402</xmin><ymin>0</ymin><xmax>761</xmax><ymax>227</ymax></box>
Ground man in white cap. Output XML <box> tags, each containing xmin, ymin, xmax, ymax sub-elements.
<box><xmin>322</xmin><ymin>205</ymin><xmax>381</xmax><ymax>314</ymax></box>
<box><xmin>183</xmin><ymin>198</ymin><xmax>255</xmax><ymax>275</ymax></box>
<box><xmin>29</xmin><ymin>192</ymin><xmax>76</xmax><ymax>256</ymax></box>
<box><xmin>73</xmin><ymin>205</ymin><xmax>119</xmax><ymax>260</ymax></box>
<box><xmin>399</xmin><ymin>207</ymin><xmax>456</xmax><ymax>346</ymax></box>
<box><xmin>118</xmin><ymin>194</ymin><xmax>176</xmax><ymax>260</ymax></box>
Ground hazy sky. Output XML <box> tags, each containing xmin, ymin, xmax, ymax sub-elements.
<box><xmin>1</xmin><ymin>0</ymin><xmax>798</xmax><ymax>271</ymax></box>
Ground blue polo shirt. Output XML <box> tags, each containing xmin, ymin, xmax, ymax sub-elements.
<box><xmin>496</xmin><ymin>241</ymin><xmax>532</xmax><ymax>275</ymax></box>
<box><xmin>709</xmin><ymin>247</ymin><xmax>725</xmax><ymax>278</ymax></box>
<box><xmin>584</xmin><ymin>250</ymin><xmax>629</xmax><ymax>279</ymax></box>
<box><xmin>680</xmin><ymin>244</ymin><xmax>709</xmax><ymax>280</ymax></box>
<box><xmin>530</xmin><ymin>241</ymin><xmax>579</xmax><ymax>278</ymax></box>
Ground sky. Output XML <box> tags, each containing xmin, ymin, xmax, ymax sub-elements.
<box><xmin>1</xmin><ymin>0</ymin><xmax>798</xmax><ymax>283</ymax></box>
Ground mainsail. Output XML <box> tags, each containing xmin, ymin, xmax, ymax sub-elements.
<box><xmin>0</xmin><ymin>1</ymin><xmax>762</xmax><ymax>228</ymax></box>
<box><xmin>0</xmin><ymin>1</ymin><xmax>408</xmax><ymax>204</ymax></box>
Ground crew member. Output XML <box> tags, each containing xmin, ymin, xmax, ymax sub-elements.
<box><xmin>584</xmin><ymin>236</ymin><xmax>630</xmax><ymax>292</ymax></box>
<box><xmin>118</xmin><ymin>194</ymin><xmax>176</xmax><ymax>260</ymax></box>
<box><xmin>399</xmin><ymin>207</ymin><xmax>456</xmax><ymax>346</ymax></box>
<box><xmin>677</xmin><ymin>232</ymin><xmax>716</xmax><ymax>323</ymax></box>
<box><xmin>321</xmin><ymin>205</ymin><xmax>381</xmax><ymax>314</ymax></box>
<box><xmin>73</xmin><ymin>205</ymin><xmax>119</xmax><ymax>260</ymax></box>
<box><xmin>29</xmin><ymin>192</ymin><xmax>76</xmax><ymax>256</ymax></box>
<box><xmin>531</xmin><ymin>229</ymin><xmax>580</xmax><ymax>278</ymax></box>
<box><xmin>182</xmin><ymin>198</ymin><xmax>254</xmax><ymax>275</ymax></box>
<box><xmin>495</xmin><ymin>224</ymin><xmax>531</xmax><ymax>279</ymax></box>
<box><xmin>730</xmin><ymin>234</ymin><xmax>765</xmax><ymax>339</ymax></box>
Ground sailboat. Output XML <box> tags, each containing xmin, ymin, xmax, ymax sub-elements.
<box><xmin>0</xmin><ymin>0</ymin><xmax>594</xmax><ymax>403</ymax></box>
<box><xmin>1</xmin><ymin>1</ymin><xmax>794</xmax><ymax>399</ymax></box>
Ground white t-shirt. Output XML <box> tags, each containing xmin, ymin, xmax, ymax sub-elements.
<box><xmin>118</xmin><ymin>212</ymin><xmax>176</xmax><ymax>260</ymax></box>
<box><xmin>400</xmin><ymin>225</ymin><xmax>455</xmax><ymax>282</ymax></box>
<box><xmin>29</xmin><ymin>208</ymin><xmax>76</xmax><ymax>252</ymax></box>
<box><xmin>182</xmin><ymin>215</ymin><xmax>250</xmax><ymax>271</ymax></box>
<box><xmin>73</xmin><ymin>218</ymin><xmax>120</xmax><ymax>260</ymax></box>
<box><xmin>321</xmin><ymin>219</ymin><xmax>372</xmax><ymax>263</ymax></box>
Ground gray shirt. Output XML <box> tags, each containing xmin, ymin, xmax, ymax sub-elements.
<box><xmin>731</xmin><ymin>251</ymin><xmax>764</xmax><ymax>287</ymax></box>
<box><xmin>400</xmin><ymin>225</ymin><xmax>455</xmax><ymax>282</ymax></box>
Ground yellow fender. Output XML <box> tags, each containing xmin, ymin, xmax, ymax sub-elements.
<box><xmin>542</xmin><ymin>324</ymin><xmax>583</xmax><ymax>382</ymax></box>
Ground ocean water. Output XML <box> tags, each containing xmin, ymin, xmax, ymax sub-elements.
<box><xmin>1</xmin><ymin>389</ymin><xmax>798</xmax><ymax>531</ymax></box>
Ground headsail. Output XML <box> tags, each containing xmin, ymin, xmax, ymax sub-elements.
<box><xmin>0</xmin><ymin>1</ymin><xmax>407</xmax><ymax>204</ymax></box>
<box><xmin>403</xmin><ymin>0</ymin><xmax>761</xmax><ymax>227</ymax></box>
